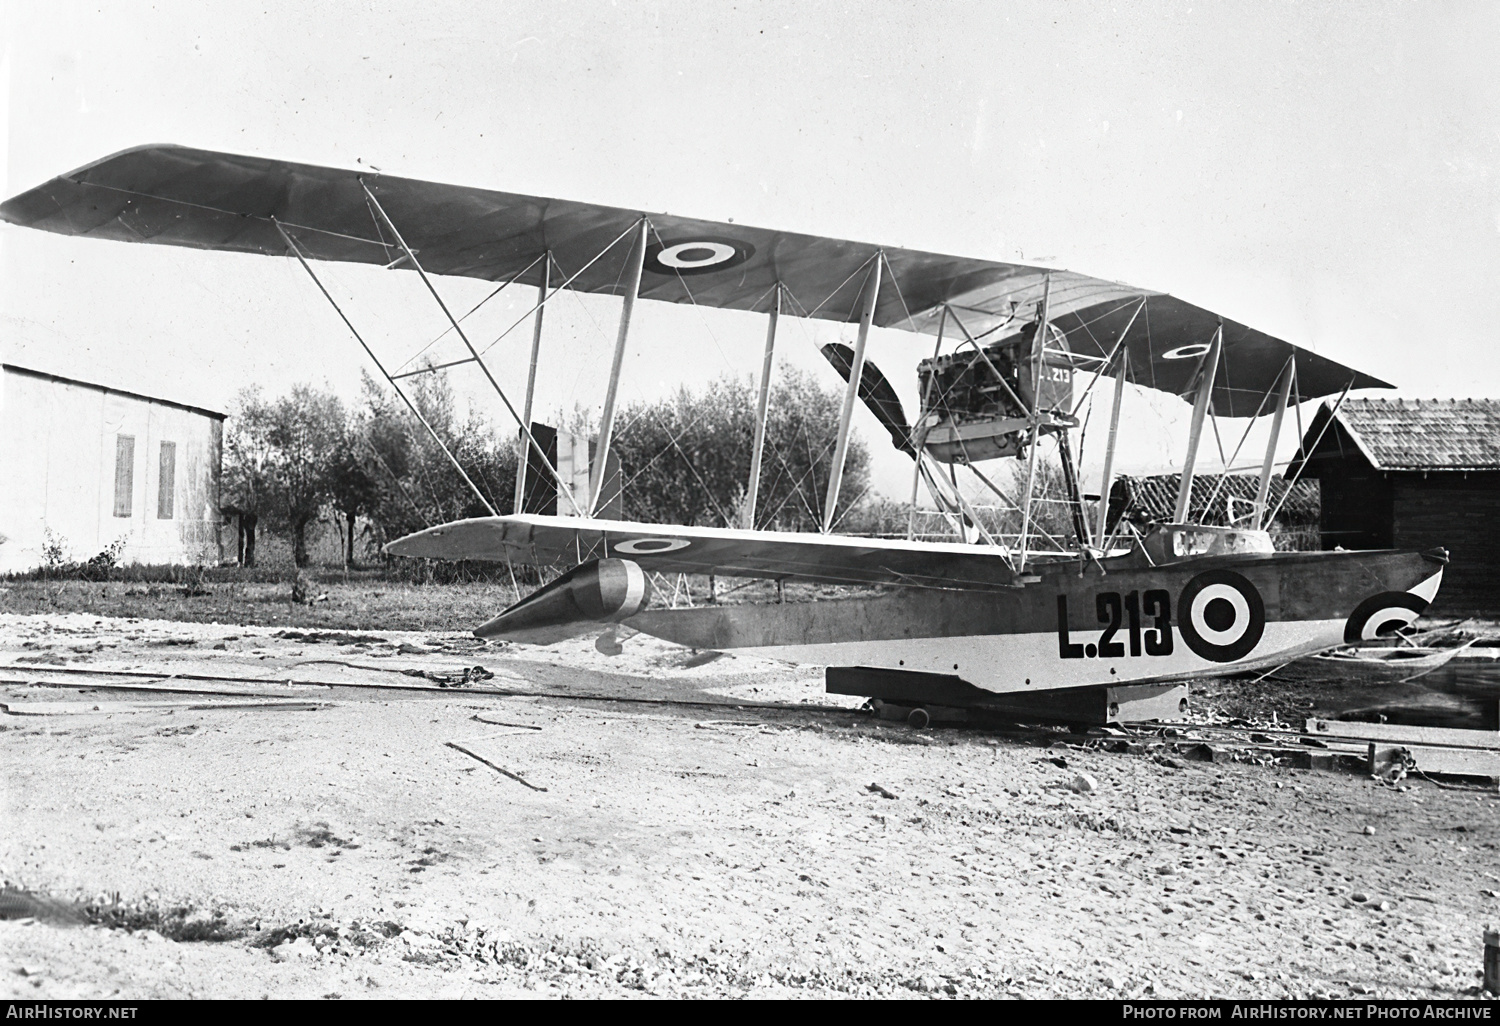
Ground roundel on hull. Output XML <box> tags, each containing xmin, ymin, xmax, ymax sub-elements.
<box><xmin>1344</xmin><ymin>592</ymin><xmax>1429</xmax><ymax>643</ymax></box>
<box><xmin>1177</xmin><ymin>569</ymin><xmax>1266</xmax><ymax>662</ymax></box>
<box><xmin>644</xmin><ymin>237</ymin><xmax>755</xmax><ymax>276</ymax></box>
<box><xmin>612</xmin><ymin>536</ymin><xmax>691</xmax><ymax>555</ymax></box>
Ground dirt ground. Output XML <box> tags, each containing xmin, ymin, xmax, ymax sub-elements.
<box><xmin>2</xmin><ymin>611</ymin><xmax>1499</xmax><ymax>1000</ymax></box>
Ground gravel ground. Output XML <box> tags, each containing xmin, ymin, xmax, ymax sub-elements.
<box><xmin>1</xmin><ymin>612</ymin><xmax>1497</xmax><ymax>999</ymax></box>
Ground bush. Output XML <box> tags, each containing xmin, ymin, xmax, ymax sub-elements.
<box><xmin>28</xmin><ymin>533</ymin><xmax>129</xmax><ymax>582</ymax></box>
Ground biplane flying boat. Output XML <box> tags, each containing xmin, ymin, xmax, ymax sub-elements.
<box><xmin>0</xmin><ymin>145</ymin><xmax>1447</xmax><ymax>724</ymax></box>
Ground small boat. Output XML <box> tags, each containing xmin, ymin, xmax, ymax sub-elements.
<box><xmin>1271</xmin><ymin>641</ymin><xmax>1473</xmax><ymax>683</ymax></box>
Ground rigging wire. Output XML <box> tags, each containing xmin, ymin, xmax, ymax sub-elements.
<box><xmin>393</xmin><ymin>252</ymin><xmax>547</xmax><ymax>375</ymax></box>
<box><xmin>86</xmin><ymin>182</ymin><xmax>393</xmax><ymax>251</ymax></box>
<box><xmin>1266</xmin><ymin>376</ymin><xmax>1353</xmax><ymax>527</ymax></box>
<box><xmin>1196</xmin><ymin>356</ymin><xmax>1292</xmax><ymax>524</ymax></box>
<box><xmin>474</xmin><ymin>222</ymin><xmax>640</xmax><ymax>359</ymax></box>
<box><xmin>360</xmin><ymin>184</ymin><xmax>582</xmax><ymax>517</ymax></box>
<box><xmin>756</xmin><ymin>435</ymin><xmax>837</xmax><ymax>530</ymax></box>
<box><xmin>363</xmin><ymin>435</ymin><xmax>433</xmax><ymax>527</ymax></box>
<box><xmin>271</xmin><ymin>217</ymin><xmax>498</xmax><ymax>516</ymax></box>
<box><xmin>644</xmin><ymin>223</ymin><xmax>743</xmax><ymax>378</ymax></box>
<box><xmin>802</xmin><ymin>255</ymin><xmax>879</xmax><ymax>321</ymax></box>
<box><xmin>552</xmin><ymin>266</ymin><xmax>732</xmax><ymax>522</ymax></box>
<box><xmin>645</xmin><ymin>410</ymin><xmax>737</xmax><ymax>527</ymax></box>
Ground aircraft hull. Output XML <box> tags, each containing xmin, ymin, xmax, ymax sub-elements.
<box><xmin>627</xmin><ymin>548</ymin><xmax>1445</xmax><ymax>695</ymax></box>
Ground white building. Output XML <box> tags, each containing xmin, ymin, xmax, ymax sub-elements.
<box><xmin>0</xmin><ymin>364</ymin><xmax>224</xmax><ymax>572</ymax></box>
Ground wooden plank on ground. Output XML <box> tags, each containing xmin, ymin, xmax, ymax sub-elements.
<box><xmin>1370</xmin><ymin>743</ymin><xmax>1500</xmax><ymax>778</ymax></box>
<box><xmin>1305</xmin><ymin>718</ymin><xmax>1500</xmax><ymax>750</ymax></box>
<box><xmin>1</xmin><ymin>700</ymin><xmax>330</xmax><ymax>716</ymax></box>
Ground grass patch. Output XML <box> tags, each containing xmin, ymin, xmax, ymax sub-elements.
<box><xmin>0</xmin><ymin>576</ymin><xmax>522</xmax><ymax>632</ymax></box>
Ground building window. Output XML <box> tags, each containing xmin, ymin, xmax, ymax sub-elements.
<box><xmin>113</xmin><ymin>435</ymin><xmax>135</xmax><ymax>518</ymax></box>
<box><xmin>157</xmin><ymin>441</ymin><xmax>176</xmax><ymax>520</ymax></box>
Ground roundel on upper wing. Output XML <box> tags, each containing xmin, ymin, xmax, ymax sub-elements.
<box><xmin>1177</xmin><ymin>569</ymin><xmax>1265</xmax><ymax>662</ymax></box>
<box><xmin>1163</xmin><ymin>343</ymin><xmax>1213</xmax><ymax>360</ymax></box>
<box><xmin>612</xmin><ymin>536</ymin><xmax>691</xmax><ymax>555</ymax></box>
<box><xmin>1344</xmin><ymin>592</ymin><xmax>1428</xmax><ymax>643</ymax></box>
<box><xmin>644</xmin><ymin>237</ymin><xmax>755</xmax><ymax>276</ymax></box>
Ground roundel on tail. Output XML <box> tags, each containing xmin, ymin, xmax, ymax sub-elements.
<box><xmin>1178</xmin><ymin>569</ymin><xmax>1265</xmax><ymax>662</ymax></box>
<box><xmin>1344</xmin><ymin>592</ymin><xmax>1429</xmax><ymax>643</ymax></box>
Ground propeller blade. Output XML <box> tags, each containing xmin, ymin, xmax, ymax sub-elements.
<box><xmin>819</xmin><ymin>343</ymin><xmax>916</xmax><ymax>457</ymax></box>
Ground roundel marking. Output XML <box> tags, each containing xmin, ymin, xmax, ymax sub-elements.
<box><xmin>644</xmin><ymin>237</ymin><xmax>755</xmax><ymax>276</ymax></box>
<box><xmin>1344</xmin><ymin>591</ymin><xmax>1428</xmax><ymax>643</ymax></box>
<box><xmin>1163</xmin><ymin>343</ymin><xmax>1213</xmax><ymax>361</ymax></box>
<box><xmin>659</xmin><ymin>242</ymin><xmax>737</xmax><ymax>268</ymax></box>
<box><xmin>612</xmin><ymin>536</ymin><xmax>691</xmax><ymax>555</ymax></box>
<box><xmin>1177</xmin><ymin>569</ymin><xmax>1265</xmax><ymax>662</ymax></box>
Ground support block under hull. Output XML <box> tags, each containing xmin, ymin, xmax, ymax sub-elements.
<box><xmin>826</xmin><ymin>666</ymin><xmax>1188</xmax><ymax>725</ymax></box>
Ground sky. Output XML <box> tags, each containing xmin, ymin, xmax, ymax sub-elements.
<box><xmin>2</xmin><ymin>0</ymin><xmax>1498</xmax><ymax>504</ymax></box>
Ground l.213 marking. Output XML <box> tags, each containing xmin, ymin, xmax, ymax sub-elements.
<box><xmin>1056</xmin><ymin>591</ymin><xmax>1173</xmax><ymax>660</ymax></box>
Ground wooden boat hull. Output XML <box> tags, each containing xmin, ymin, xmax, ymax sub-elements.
<box><xmin>627</xmin><ymin>548</ymin><xmax>1446</xmax><ymax>696</ymax></box>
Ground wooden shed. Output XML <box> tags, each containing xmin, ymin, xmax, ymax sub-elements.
<box><xmin>1286</xmin><ymin>398</ymin><xmax>1500</xmax><ymax>612</ymax></box>
<box><xmin>1108</xmin><ymin>472</ymin><xmax>1320</xmax><ymax>546</ymax></box>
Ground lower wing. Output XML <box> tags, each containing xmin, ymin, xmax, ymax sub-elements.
<box><xmin>384</xmin><ymin>514</ymin><xmax>1018</xmax><ymax>592</ymax></box>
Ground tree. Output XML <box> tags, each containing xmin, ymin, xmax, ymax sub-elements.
<box><xmin>254</xmin><ymin>385</ymin><xmax>345</xmax><ymax>567</ymax></box>
<box><xmin>222</xmin><ymin>387</ymin><xmax>278</xmax><ymax>567</ymax></box>
<box><xmin>610</xmin><ymin>369</ymin><xmax>869</xmax><ymax>531</ymax></box>
<box><xmin>325</xmin><ymin>441</ymin><xmax>381</xmax><ymax>569</ymax></box>
<box><xmin>358</xmin><ymin>369</ymin><xmax>518</xmax><ymax>556</ymax></box>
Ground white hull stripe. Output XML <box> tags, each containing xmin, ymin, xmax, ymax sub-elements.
<box><xmin>737</xmin><ymin>619</ymin><xmax>1347</xmax><ymax>695</ymax></box>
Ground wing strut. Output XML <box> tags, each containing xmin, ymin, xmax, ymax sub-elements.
<box><xmin>1095</xmin><ymin>348</ymin><xmax>1130</xmax><ymax>546</ymax></box>
<box><xmin>593</xmin><ymin>219</ymin><xmax>649</xmax><ymax>514</ymax></box>
<box><xmin>1083</xmin><ymin>298</ymin><xmax>1146</xmax><ymax>547</ymax></box>
<box><xmin>1253</xmin><ymin>358</ymin><xmax>1296</xmax><ymax>527</ymax></box>
<box><xmin>515</xmin><ymin>253</ymin><xmax>551</xmax><ymax>515</ymax></box>
<box><xmin>823</xmin><ymin>254</ymin><xmax>882</xmax><ymax>532</ymax></box>
<box><xmin>360</xmin><ymin>183</ymin><xmax>585</xmax><ymax>517</ymax></box>
<box><xmin>270</xmin><ymin>217</ymin><xmax>498</xmax><ymax>515</ymax></box>
<box><xmin>907</xmin><ymin>304</ymin><xmax>947</xmax><ymax>540</ymax></box>
<box><xmin>1017</xmin><ymin>273</ymin><xmax>1053</xmax><ymax>571</ymax></box>
<box><xmin>743</xmin><ymin>284</ymin><xmax>782</xmax><ymax>529</ymax></box>
<box><xmin>1174</xmin><ymin>323</ymin><xmax>1223</xmax><ymax>523</ymax></box>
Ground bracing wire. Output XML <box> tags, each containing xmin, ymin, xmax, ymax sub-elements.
<box><xmin>272</xmin><ymin>217</ymin><xmax>498</xmax><ymax>516</ymax></box>
<box><xmin>394</xmin><ymin>252</ymin><xmax>547</xmax><ymax>374</ymax></box>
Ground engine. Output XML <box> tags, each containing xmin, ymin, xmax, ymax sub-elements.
<box><xmin>916</xmin><ymin>320</ymin><xmax>1076</xmax><ymax>463</ymax></box>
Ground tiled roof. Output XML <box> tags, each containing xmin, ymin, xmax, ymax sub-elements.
<box><xmin>1113</xmin><ymin>473</ymin><xmax>1319</xmax><ymax>526</ymax></box>
<box><xmin>1326</xmin><ymin>398</ymin><xmax>1500</xmax><ymax>471</ymax></box>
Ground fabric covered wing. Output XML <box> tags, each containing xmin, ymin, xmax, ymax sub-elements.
<box><xmin>384</xmin><ymin>514</ymin><xmax>1020</xmax><ymax>592</ymax></box>
<box><xmin>0</xmin><ymin>144</ymin><xmax>1390</xmax><ymax>414</ymax></box>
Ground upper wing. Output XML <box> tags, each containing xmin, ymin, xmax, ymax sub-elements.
<box><xmin>384</xmin><ymin>514</ymin><xmax>1020</xmax><ymax>592</ymax></box>
<box><xmin>0</xmin><ymin>144</ymin><xmax>1391</xmax><ymax>415</ymax></box>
